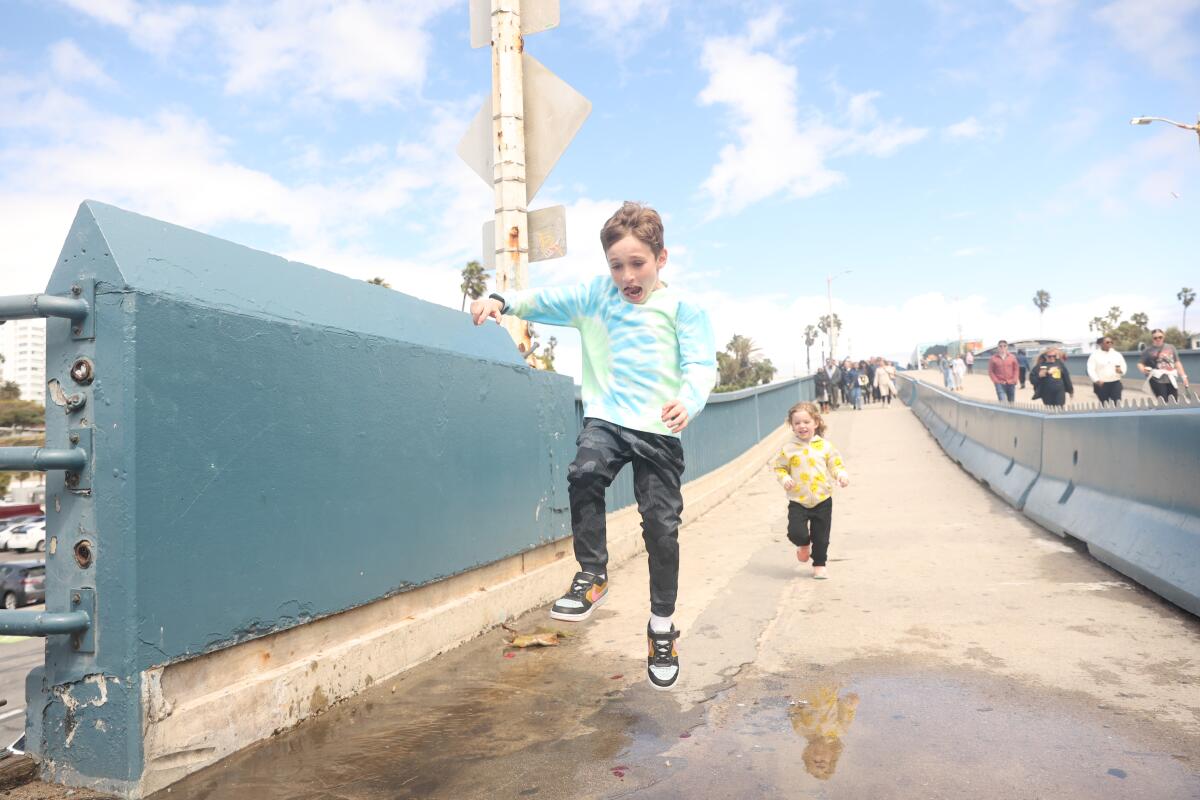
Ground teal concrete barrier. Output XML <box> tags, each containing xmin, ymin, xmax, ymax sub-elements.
<box><xmin>1022</xmin><ymin>407</ymin><xmax>1200</xmax><ymax>615</ymax></box>
<box><xmin>953</xmin><ymin>400</ymin><xmax>1043</xmax><ymax>509</ymax></box>
<box><xmin>903</xmin><ymin>377</ymin><xmax>1200</xmax><ymax>616</ymax></box>
<box><xmin>5</xmin><ymin>201</ymin><xmax>808</xmax><ymax>795</ymax></box>
<box><xmin>18</xmin><ymin>201</ymin><xmax>577</xmax><ymax>793</ymax></box>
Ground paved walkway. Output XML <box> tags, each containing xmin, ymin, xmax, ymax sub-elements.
<box><xmin>120</xmin><ymin>400</ymin><xmax>1200</xmax><ymax>798</ymax></box>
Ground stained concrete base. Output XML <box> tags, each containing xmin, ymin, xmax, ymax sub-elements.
<box><xmin>135</xmin><ymin>424</ymin><xmax>792</xmax><ymax>796</ymax></box>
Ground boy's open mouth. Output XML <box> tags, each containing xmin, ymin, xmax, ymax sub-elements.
<box><xmin>623</xmin><ymin>285</ymin><xmax>644</xmax><ymax>300</ymax></box>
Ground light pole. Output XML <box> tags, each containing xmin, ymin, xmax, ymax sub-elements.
<box><xmin>826</xmin><ymin>270</ymin><xmax>852</xmax><ymax>360</ymax></box>
<box><xmin>1130</xmin><ymin>114</ymin><xmax>1200</xmax><ymax>151</ymax></box>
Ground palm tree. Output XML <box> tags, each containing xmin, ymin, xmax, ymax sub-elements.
<box><xmin>1179</xmin><ymin>287</ymin><xmax>1195</xmax><ymax>333</ymax></box>
<box><xmin>460</xmin><ymin>260</ymin><xmax>488</xmax><ymax>311</ymax></box>
<box><xmin>1032</xmin><ymin>290</ymin><xmax>1051</xmax><ymax>335</ymax></box>
<box><xmin>803</xmin><ymin>325</ymin><xmax>819</xmax><ymax>374</ymax></box>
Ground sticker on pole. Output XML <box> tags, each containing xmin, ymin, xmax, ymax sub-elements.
<box><xmin>482</xmin><ymin>205</ymin><xmax>567</xmax><ymax>268</ymax></box>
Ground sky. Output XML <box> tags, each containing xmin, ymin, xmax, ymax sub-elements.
<box><xmin>1</xmin><ymin>0</ymin><xmax>1197</xmax><ymax>382</ymax></box>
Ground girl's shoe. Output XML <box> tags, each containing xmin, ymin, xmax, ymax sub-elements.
<box><xmin>812</xmin><ymin>566</ymin><xmax>829</xmax><ymax>580</ymax></box>
<box><xmin>796</xmin><ymin>545</ymin><xmax>811</xmax><ymax>563</ymax></box>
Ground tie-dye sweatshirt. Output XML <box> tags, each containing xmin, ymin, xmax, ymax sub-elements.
<box><xmin>501</xmin><ymin>276</ymin><xmax>716</xmax><ymax>437</ymax></box>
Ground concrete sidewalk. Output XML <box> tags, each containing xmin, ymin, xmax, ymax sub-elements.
<box><xmin>136</xmin><ymin>400</ymin><xmax>1200</xmax><ymax>799</ymax></box>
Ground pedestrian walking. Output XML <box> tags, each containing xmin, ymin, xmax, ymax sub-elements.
<box><xmin>965</xmin><ymin>349</ymin><xmax>975</xmax><ymax>374</ymax></box>
<box><xmin>951</xmin><ymin>354</ymin><xmax>967</xmax><ymax>392</ymax></box>
<box><xmin>940</xmin><ymin>355</ymin><xmax>954</xmax><ymax>390</ymax></box>
<box><xmin>1016</xmin><ymin>349</ymin><xmax>1030</xmax><ymax>389</ymax></box>
<box><xmin>1086</xmin><ymin>336</ymin><xmax>1125</xmax><ymax>404</ymax></box>
<box><xmin>815</xmin><ymin>364</ymin><xmax>832</xmax><ymax>414</ymax></box>
<box><xmin>471</xmin><ymin>202</ymin><xmax>716</xmax><ymax>690</ymax></box>
<box><xmin>1138</xmin><ymin>329</ymin><xmax>1190</xmax><ymax>403</ymax></box>
<box><xmin>1031</xmin><ymin>347</ymin><xmax>1074</xmax><ymax>407</ymax></box>
<box><xmin>828</xmin><ymin>360</ymin><xmax>842</xmax><ymax>410</ymax></box>
<box><xmin>771</xmin><ymin>402</ymin><xmax>850</xmax><ymax>580</ymax></box>
<box><xmin>875</xmin><ymin>360</ymin><xmax>896</xmax><ymax>406</ymax></box>
<box><xmin>988</xmin><ymin>340</ymin><xmax>1020</xmax><ymax>402</ymax></box>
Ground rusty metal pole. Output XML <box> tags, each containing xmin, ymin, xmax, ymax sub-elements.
<box><xmin>491</xmin><ymin>0</ymin><xmax>534</xmax><ymax>360</ymax></box>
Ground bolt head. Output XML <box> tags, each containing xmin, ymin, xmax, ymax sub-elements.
<box><xmin>69</xmin><ymin>433</ymin><xmax>79</xmax><ymax>444</ymax></box>
<box><xmin>72</xmin><ymin>593</ymin><xmax>81</xmax><ymax>604</ymax></box>
<box><xmin>71</xmin><ymin>285</ymin><xmax>82</xmax><ymax>295</ymax></box>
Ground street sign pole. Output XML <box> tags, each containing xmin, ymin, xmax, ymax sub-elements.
<box><xmin>461</xmin><ymin>0</ymin><xmax>586</xmax><ymax>362</ymax></box>
<box><xmin>490</xmin><ymin>0</ymin><xmax>533</xmax><ymax>357</ymax></box>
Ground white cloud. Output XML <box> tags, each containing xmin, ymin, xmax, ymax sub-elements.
<box><xmin>697</xmin><ymin>15</ymin><xmax>927</xmax><ymax>218</ymax></box>
<box><xmin>953</xmin><ymin>246</ymin><xmax>985</xmax><ymax>257</ymax></box>
<box><xmin>946</xmin><ymin>115</ymin><xmax>984</xmax><ymax>140</ymax></box>
<box><xmin>1040</xmin><ymin>127</ymin><xmax>1200</xmax><ymax>217</ymax></box>
<box><xmin>0</xmin><ymin>76</ymin><xmax>487</xmax><ymax>299</ymax></box>
<box><xmin>49</xmin><ymin>40</ymin><xmax>115</xmax><ymax>88</ymax></box>
<box><xmin>1095</xmin><ymin>0</ymin><xmax>1200</xmax><ymax>76</ymax></box>
<box><xmin>55</xmin><ymin>0</ymin><xmax>457</xmax><ymax>106</ymax></box>
<box><xmin>1007</xmin><ymin>0</ymin><xmax>1078</xmax><ymax>75</ymax></box>
<box><xmin>576</xmin><ymin>0</ymin><xmax>671</xmax><ymax>36</ymax></box>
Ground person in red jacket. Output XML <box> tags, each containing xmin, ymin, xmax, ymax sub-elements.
<box><xmin>988</xmin><ymin>340</ymin><xmax>1020</xmax><ymax>402</ymax></box>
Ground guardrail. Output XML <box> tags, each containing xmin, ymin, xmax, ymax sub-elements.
<box><xmin>898</xmin><ymin>373</ymin><xmax>1199</xmax><ymax>616</ymax></box>
<box><xmin>2</xmin><ymin>200</ymin><xmax>813</xmax><ymax>796</ymax></box>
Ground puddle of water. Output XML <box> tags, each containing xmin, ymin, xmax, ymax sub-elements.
<box><xmin>618</xmin><ymin>671</ymin><xmax>1199</xmax><ymax>799</ymax></box>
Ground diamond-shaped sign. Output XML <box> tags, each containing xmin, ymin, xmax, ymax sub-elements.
<box><xmin>457</xmin><ymin>52</ymin><xmax>591</xmax><ymax>203</ymax></box>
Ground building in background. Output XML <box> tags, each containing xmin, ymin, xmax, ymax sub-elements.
<box><xmin>0</xmin><ymin>318</ymin><xmax>46</xmax><ymax>403</ymax></box>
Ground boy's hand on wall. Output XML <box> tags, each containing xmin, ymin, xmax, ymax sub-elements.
<box><xmin>782</xmin><ymin>478</ymin><xmax>796</xmax><ymax>491</ymax></box>
<box><xmin>661</xmin><ymin>399</ymin><xmax>689</xmax><ymax>433</ymax></box>
<box><xmin>470</xmin><ymin>297</ymin><xmax>503</xmax><ymax>326</ymax></box>
<box><xmin>838</xmin><ymin>475</ymin><xmax>850</xmax><ymax>488</ymax></box>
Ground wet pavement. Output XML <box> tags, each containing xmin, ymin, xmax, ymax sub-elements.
<box><xmin>155</xmin><ymin>398</ymin><xmax>1200</xmax><ymax>799</ymax></box>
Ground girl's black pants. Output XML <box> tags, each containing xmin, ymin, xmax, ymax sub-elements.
<box><xmin>787</xmin><ymin>498</ymin><xmax>833</xmax><ymax>567</ymax></box>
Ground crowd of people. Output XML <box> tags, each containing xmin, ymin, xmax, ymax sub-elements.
<box><xmin>812</xmin><ymin>357</ymin><xmax>899</xmax><ymax>414</ymax></box>
<box><xmin>976</xmin><ymin>330</ymin><xmax>1191</xmax><ymax>407</ymax></box>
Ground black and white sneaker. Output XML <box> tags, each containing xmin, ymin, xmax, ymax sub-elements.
<box><xmin>647</xmin><ymin>623</ymin><xmax>680</xmax><ymax>690</ymax></box>
<box><xmin>549</xmin><ymin>571</ymin><xmax>608</xmax><ymax>621</ymax></box>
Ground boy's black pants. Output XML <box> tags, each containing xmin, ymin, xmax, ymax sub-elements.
<box><xmin>787</xmin><ymin>498</ymin><xmax>833</xmax><ymax>567</ymax></box>
<box><xmin>567</xmin><ymin>418</ymin><xmax>684</xmax><ymax>617</ymax></box>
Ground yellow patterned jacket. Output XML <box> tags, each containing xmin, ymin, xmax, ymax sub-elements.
<box><xmin>770</xmin><ymin>435</ymin><xmax>848</xmax><ymax>507</ymax></box>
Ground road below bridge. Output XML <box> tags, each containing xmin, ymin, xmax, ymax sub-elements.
<box><xmin>96</xmin><ymin>395</ymin><xmax>1200</xmax><ymax>798</ymax></box>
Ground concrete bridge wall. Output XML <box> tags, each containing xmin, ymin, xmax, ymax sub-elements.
<box><xmin>899</xmin><ymin>374</ymin><xmax>1199</xmax><ymax>618</ymax></box>
<box><xmin>5</xmin><ymin>201</ymin><xmax>812</xmax><ymax>796</ymax></box>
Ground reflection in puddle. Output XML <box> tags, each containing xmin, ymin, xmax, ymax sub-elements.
<box><xmin>788</xmin><ymin>685</ymin><xmax>859</xmax><ymax>780</ymax></box>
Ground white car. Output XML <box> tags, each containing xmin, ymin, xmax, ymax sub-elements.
<box><xmin>0</xmin><ymin>515</ymin><xmax>43</xmax><ymax>551</ymax></box>
<box><xmin>7</xmin><ymin>521</ymin><xmax>47</xmax><ymax>553</ymax></box>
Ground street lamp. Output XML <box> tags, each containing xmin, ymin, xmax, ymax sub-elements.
<box><xmin>826</xmin><ymin>270</ymin><xmax>852</xmax><ymax>360</ymax></box>
<box><xmin>1130</xmin><ymin>114</ymin><xmax>1200</xmax><ymax>151</ymax></box>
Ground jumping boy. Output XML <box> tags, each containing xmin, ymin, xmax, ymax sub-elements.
<box><xmin>470</xmin><ymin>202</ymin><xmax>716</xmax><ymax>690</ymax></box>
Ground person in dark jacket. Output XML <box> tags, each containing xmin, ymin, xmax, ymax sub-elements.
<box><xmin>814</xmin><ymin>366</ymin><xmax>832</xmax><ymax>414</ymax></box>
<box><xmin>1017</xmin><ymin>349</ymin><xmax>1030</xmax><ymax>389</ymax></box>
<box><xmin>1031</xmin><ymin>348</ymin><xmax>1073</xmax><ymax>407</ymax></box>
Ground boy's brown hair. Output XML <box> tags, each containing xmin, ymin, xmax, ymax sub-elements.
<box><xmin>787</xmin><ymin>402</ymin><xmax>827</xmax><ymax>437</ymax></box>
<box><xmin>600</xmin><ymin>201</ymin><xmax>664</xmax><ymax>257</ymax></box>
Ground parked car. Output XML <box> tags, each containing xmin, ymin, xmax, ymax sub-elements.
<box><xmin>6</xmin><ymin>521</ymin><xmax>47</xmax><ymax>553</ymax></box>
<box><xmin>0</xmin><ymin>560</ymin><xmax>45</xmax><ymax>609</ymax></box>
<box><xmin>0</xmin><ymin>515</ymin><xmax>43</xmax><ymax>551</ymax></box>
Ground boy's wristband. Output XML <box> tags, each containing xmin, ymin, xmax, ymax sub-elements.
<box><xmin>488</xmin><ymin>292</ymin><xmax>507</xmax><ymax>312</ymax></box>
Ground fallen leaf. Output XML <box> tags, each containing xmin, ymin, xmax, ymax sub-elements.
<box><xmin>502</xmin><ymin>624</ymin><xmax>562</xmax><ymax>648</ymax></box>
<box><xmin>610</xmin><ymin>674</ymin><xmax>623</xmax><ymax>680</ymax></box>
<box><xmin>503</xmin><ymin>652</ymin><xmax>516</xmax><ymax>659</ymax></box>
